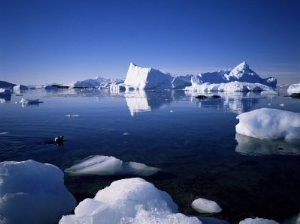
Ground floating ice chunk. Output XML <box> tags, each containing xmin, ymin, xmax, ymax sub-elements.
<box><xmin>0</xmin><ymin>160</ymin><xmax>76</xmax><ymax>224</ymax></box>
<box><xmin>239</xmin><ymin>217</ymin><xmax>279</xmax><ymax>224</ymax></box>
<box><xmin>236</xmin><ymin>108</ymin><xmax>300</xmax><ymax>140</ymax></box>
<box><xmin>287</xmin><ymin>83</ymin><xmax>300</xmax><ymax>94</ymax></box>
<box><xmin>60</xmin><ymin>177</ymin><xmax>201</xmax><ymax>224</ymax></box>
<box><xmin>65</xmin><ymin>155</ymin><xmax>160</xmax><ymax>176</ymax></box>
<box><xmin>191</xmin><ymin>198</ymin><xmax>222</xmax><ymax>214</ymax></box>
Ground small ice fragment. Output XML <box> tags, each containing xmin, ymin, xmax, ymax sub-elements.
<box><xmin>191</xmin><ymin>198</ymin><xmax>222</xmax><ymax>213</ymax></box>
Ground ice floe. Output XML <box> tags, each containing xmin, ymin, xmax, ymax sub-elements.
<box><xmin>18</xmin><ymin>98</ymin><xmax>43</xmax><ymax>105</ymax></box>
<box><xmin>236</xmin><ymin>108</ymin><xmax>300</xmax><ymax>140</ymax></box>
<box><xmin>65</xmin><ymin>155</ymin><xmax>160</xmax><ymax>176</ymax></box>
<box><xmin>0</xmin><ymin>160</ymin><xmax>76</xmax><ymax>224</ymax></box>
<box><xmin>192</xmin><ymin>198</ymin><xmax>222</xmax><ymax>214</ymax></box>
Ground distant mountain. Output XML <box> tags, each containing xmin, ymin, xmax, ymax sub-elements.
<box><xmin>0</xmin><ymin>81</ymin><xmax>15</xmax><ymax>89</ymax></box>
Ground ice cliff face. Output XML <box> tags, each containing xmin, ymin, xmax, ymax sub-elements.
<box><xmin>124</xmin><ymin>63</ymin><xmax>173</xmax><ymax>89</ymax></box>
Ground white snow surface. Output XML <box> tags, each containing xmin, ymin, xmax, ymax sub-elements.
<box><xmin>287</xmin><ymin>83</ymin><xmax>300</xmax><ymax>94</ymax></box>
<box><xmin>0</xmin><ymin>160</ymin><xmax>76</xmax><ymax>224</ymax></box>
<box><xmin>65</xmin><ymin>155</ymin><xmax>160</xmax><ymax>176</ymax></box>
<box><xmin>59</xmin><ymin>177</ymin><xmax>202</xmax><ymax>224</ymax></box>
<box><xmin>236</xmin><ymin>108</ymin><xmax>300</xmax><ymax>140</ymax></box>
<box><xmin>192</xmin><ymin>198</ymin><xmax>222</xmax><ymax>214</ymax></box>
<box><xmin>239</xmin><ymin>217</ymin><xmax>279</xmax><ymax>224</ymax></box>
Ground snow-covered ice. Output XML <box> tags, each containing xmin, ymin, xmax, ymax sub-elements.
<box><xmin>0</xmin><ymin>160</ymin><xmax>76</xmax><ymax>224</ymax></box>
<box><xmin>191</xmin><ymin>198</ymin><xmax>222</xmax><ymax>214</ymax></box>
<box><xmin>236</xmin><ymin>108</ymin><xmax>300</xmax><ymax>140</ymax></box>
<box><xmin>59</xmin><ymin>177</ymin><xmax>202</xmax><ymax>224</ymax></box>
<box><xmin>239</xmin><ymin>217</ymin><xmax>279</xmax><ymax>224</ymax></box>
<box><xmin>287</xmin><ymin>83</ymin><xmax>300</xmax><ymax>94</ymax></box>
<box><xmin>65</xmin><ymin>155</ymin><xmax>160</xmax><ymax>176</ymax></box>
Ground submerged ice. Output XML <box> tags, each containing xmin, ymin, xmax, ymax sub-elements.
<box><xmin>236</xmin><ymin>108</ymin><xmax>300</xmax><ymax>140</ymax></box>
<box><xmin>65</xmin><ymin>155</ymin><xmax>160</xmax><ymax>176</ymax></box>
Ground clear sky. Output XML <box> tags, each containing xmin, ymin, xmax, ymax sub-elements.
<box><xmin>1</xmin><ymin>0</ymin><xmax>299</xmax><ymax>85</ymax></box>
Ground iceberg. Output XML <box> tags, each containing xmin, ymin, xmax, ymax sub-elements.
<box><xmin>0</xmin><ymin>160</ymin><xmax>76</xmax><ymax>224</ymax></box>
<box><xmin>0</xmin><ymin>81</ymin><xmax>15</xmax><ymax>89</ymax></box>
<box><xmin>124</xmin><ymin>63</ymin><xmax>173</xmax><ymax>90</ymax></box>
<box><xmin>191</xmin><ymin>198</ymin><xmax>222</xmax><ymax>214</ymax></box>
<box><xmin>59</xmin><ymin>177</ymin><xmax>201</xmax><ymax>224</ymax></box>
<box><xmin>185</xmin><ymin>62</ymin><xmax>276</xmax><ymax>92</ymax></box>
<box><xmin>236</xmin><ymin>108</ymin><xmax>300</xmax><ymax>140</ymax></box>
<box><xmin>287</xmin><ymin>83</ymin><xmax>300</xmax><ymax>94</ymax></box>
<box><xmin>65</xmin><ymin>155</ymin><xmax>160</xmax><ymax>176</ymax></box>
<box><xmin>13</xmin><ymin>85</ymin><xmax>28</xmax><ymax>92</ymax></box>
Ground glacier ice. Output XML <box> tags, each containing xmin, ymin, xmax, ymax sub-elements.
<box><xmin>65</xmin><ymin>155</ymin><xmax>160</xmax><ymax>176</ymax></box>
<box><xmin>0</xmin><ymin>160</ymin><xmax>76</xmax><ymax>224</ymax></box>
<box><xmin>236</xmin><ymin>108</ymin><xmax>300</xmax><ymax>140</ymax></box>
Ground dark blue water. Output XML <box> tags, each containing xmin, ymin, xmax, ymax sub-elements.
<box><xmin>1</xmin><ymin>89</ymin><xmax>300</xmax><ymax>223</ymax></box>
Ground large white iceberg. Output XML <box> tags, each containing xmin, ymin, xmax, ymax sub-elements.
<box><xmin>287</xmin><ymin>83</ymin><xmax>300</xmax><ymax>94</ymax></box>
<box><xmin>0</xmin><ymin>160</ymin><xmax>76</xmax><ymax>224</ymax></box>
<box><xmin>59</xmin><ymin>177</ymin><xmax>201</xmax><ymax>224</ymax></box>
<box><xmin>236</xmin><ymin>108</ymin><xmax>300</xmax><ymax>140</ymax></box>
<box><xmin>185</xmin><ymin>62</ymin><xmax>276</xmax><ymax>92</ymax></box>
<box><xmin>124</xmin><ymin>63</ymin><xmax>173</xmax><ymax>90</ymax></box>
<box><xmin>65</xmin><ymin>155</ymin><xmax>160</xmax><ymax>176</ymax></box>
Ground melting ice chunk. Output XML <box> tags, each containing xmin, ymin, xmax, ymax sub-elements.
<box><xmin>65</xmin><ymin>155</ymin><xmax>160</xmax><ymax>176</ymax></box>
<box><xmin>236</xmin><ymin>108</ymin><xmax>300</xmax><ymax>140</ymax></box>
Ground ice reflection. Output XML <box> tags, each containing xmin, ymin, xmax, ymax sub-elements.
<box><xmin>188</xmin><ymin>92</ymin><xmax>267</xmax><ymax>114</ymax></box>
<box><xmin>235</xmin><ymin>133</ymin><xmax>300</xmax><ymax>156</ymax></box>
<box><xmin>124</xmin><ymin>90</ymin><xmax>173</xmax><ymax>116</ymax></box>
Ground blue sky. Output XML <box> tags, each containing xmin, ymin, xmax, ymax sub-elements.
<box><xmin>1</xmin><ymin>0</ymin><xmax>299</xmax><ymax>85</ymax></box>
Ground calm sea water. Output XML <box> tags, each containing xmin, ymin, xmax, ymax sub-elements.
<box><xmin>1</xmin><ymin>88</ymin><xmax>300</xmax><ymax>223</ymax></box>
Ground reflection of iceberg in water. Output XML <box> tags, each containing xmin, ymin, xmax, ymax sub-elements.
<box><xmin>235</xmin><ymin>133</ymin><xmax>300</xmax><ymax>156</ymax></box>
<box><xmin>125</xmin><ymin>90</ymin><xmax>172</xmax><ymax>116</ymax></box>
<box><xmin>125</xmin><ymin>91</ymin><xmax>151</xmax><ymax>116</ymax></box>
<box><xmin>187</xmin><ymin>92</ymin><xmax>262</xmax><ymax>114</ymax></box>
